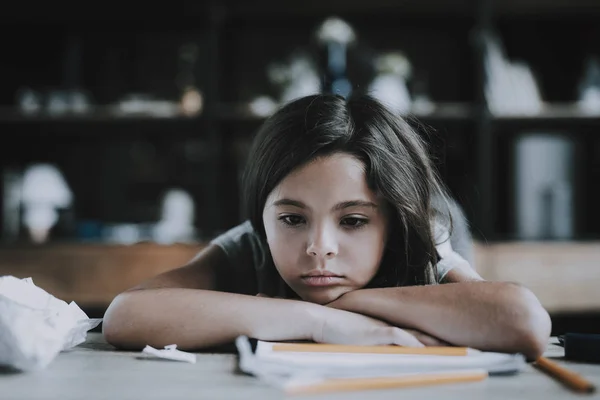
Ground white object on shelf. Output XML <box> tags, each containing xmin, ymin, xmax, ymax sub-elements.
<box><xmin>369</xmin><ymin>52</ymin><xmax>413</xmax><ymax>115</ymax></box>
<box><xmin>16</xmin><ymin>88</ymin><xmax>42</xmax><ymax>114</ymax></box>
<box><xmin>249</xmin><ymin>96</ymin><xmax>278</xmax><ymax>117</ymax></box>
<box><xmin>578</xmin><ymin>56</ymin><xmax>600</xmax><ymax>114</ymax></box>
<box><xmin>152</xmin><ymin>188</ymin><xmax>196</xmax><ymax>244</ymax></box>
<box><xmin>514</xmin><ymin>133</ymin><xmax>575</xmax><ymax>240</ymax></box>
<box><xmin>315</xmin><ymin>16</ymin><xmax>356</xmax><ymax>45</ymax></box>
<box><xmin>20</xmin><ymin>163</ymin><xmax>73</xmax><ymax>243</ymax></box>
<box><xmin>482</xmin><ymin>32</ymin><xmax>543</xmax><ymax>116</ymax></box>
<box><xmin>268</xmin><ymin>53</ymin><xmax>321</xmax><ymax>104</ymax></box>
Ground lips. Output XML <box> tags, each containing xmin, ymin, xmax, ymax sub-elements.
<box><xmin>302</xmin><ymin>270</ymin><xmax>342</xmax><ymax>278</ymax></box>
<box><xmin>301</xmin><ymin>270</ymin><xmax>344</xmax><ymax>287</ymax></box>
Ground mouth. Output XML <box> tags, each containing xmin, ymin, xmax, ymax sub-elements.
<box><xmin>301</xmin><ymin>270</ymin><xmax>345</xmax><ymax>287</ymax></box>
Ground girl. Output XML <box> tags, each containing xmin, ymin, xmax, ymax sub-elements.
<box><xmin>103</xmin><ymin>94</ymin><xmax>551</xmax><ymax>360</ymax></box>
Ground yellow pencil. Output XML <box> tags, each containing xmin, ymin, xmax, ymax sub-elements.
<box><xmin>534</xmin><ymin>356</ymin><xmax>596</xmax><ymax>394</ymax></box>
<box><xmin>270</xmin><ymin>342</ymin><xmax>469</xmax><ymax>356</ymax></box>
<box><xmin>284</xmin><ymin>369</ymin><xmax>488</xmax><ymax>396</ymax></box>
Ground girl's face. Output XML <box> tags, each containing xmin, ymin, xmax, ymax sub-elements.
<box><xmin>262</xmin><ymin>153</ymin><xmax>390</xmax><ymax>305</ymax></box>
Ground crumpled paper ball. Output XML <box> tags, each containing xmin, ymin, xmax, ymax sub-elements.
<box><xmin>0</xmin><ymin>275</ymin><xmax>102</xmax><ymax>371</ymax></box>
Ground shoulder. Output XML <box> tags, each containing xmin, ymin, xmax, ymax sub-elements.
<box><xmin>209</xmin><ymin>220</ymin><xmax>286</xmax><ymax>295</ymax></box>
<box><xmin>209</xmin><ymin>220</ymin><xmax>268</xmax><ymax>269</ymax></box>
<box><xmin>211</xmin><ymin>220</ymin><xmax>258</xmax><ymax>250</ymax></box>
<box><xmin>432</xmin><ymin>217</ymin><xmax>473</xmax><ymax>282</ymax></box>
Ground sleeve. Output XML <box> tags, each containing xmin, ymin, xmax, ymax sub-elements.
<box><xmin>208</xmin><ymin>220</ymin><xmax>264</xmax><ymax>295</ymax></box>
<box><xmin>433</xmin><ymin>207</ymin><xmax>474</xmax><ymax>282</ymax></box>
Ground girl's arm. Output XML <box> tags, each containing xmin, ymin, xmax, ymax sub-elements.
<box><xmin>326</xmin><ymin>268</ymin><xmax>552</xmax><ymax>360</ymax></box>
<box><xmin>102</xmin><ymin>245</ymin><xmax>424</xmax><ymax>350</ymax></box>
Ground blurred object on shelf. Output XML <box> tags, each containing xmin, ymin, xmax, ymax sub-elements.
<box><xmin>181</xmin><ymin>86</ymin><xmax>203</xmax><ymax>116</ymax></box>
<box><xmin>20</xmin><ymin>164</ymin><xmax>73</xmax><ymax>244</ymax></box>
<box><xmin>177</xmin><ymin>43</ymin><xmax>203</xmax><ymax>116</ymax></box>
<box><xmin>249</xmin><ymin>96</ymin><xmax>278</xmax><ymax>117</ymax></box>
<box><xmin>316</xmin><ymin>16</ymin><xmax>356</xmax><ymax>98</ymax></box>
<box><xmin>152</xmin><ymin>188</ymin><xmax>197</xmax><ymax>244</ymax></box>
<box><xmin>102</xmin><ymin>223</ymin><xmax>144</xmax><ymax>245</ymax></box>
<box><xmin>76</xmin><ymin>220</ymin><xmax>103</xmax><ymax>242</ymax></box>
<box><xmin>115</xmin><ymin>94</ymin><xmax>180</xmax><ymax>117</ymax></box>
<box><xmin>47</xmin><ymin>89</ymin><xmax>92</xmax><ymax>115</ymax></box>
<box><xmin>577</xmin><ymin>55</ymin><xmax>600</xmax><ymax>114</ymax></box>
<box><xmin>2</xmin><ymin>169</ymin><xmax>23</xmax><ymax>242</ymax></box>
<box><xmin>411</xmin><ymin>74</ymin><xmax>437</xmax><ymax>115</ymax></box>
<box><xmin>482</xmin><ymin>31</ymin><xmax>543</xmax><ymax>116</ymax></box>
<box><xmin>68</xmin><ymin>89</ymin><xmax>92</xmax><ymax>114</ymax></box>
<box><xmin>267</xmin><ymin>51</ymin><xmax>321</xmax><ymax>104</ymax></box>
<box><xmin>46</xmin><ymin>90</ymin><xmax>70</xmax><ymax>115</ymax></box>
<box><xmin>15</xmin><ymin>87</ymin><xmax>92</xmax><ymax>116</ymax></box>
<box><xmin>368</xmin><ymin>51</ymin><xmax>412</xmax><ymax>114</ymax></box>
<box><xmin>15</xmin><ymin>88</ymin><xmax>42</xmax><ymax>114</ymax></box>
<box><xmin>514</xmin><ymin>133</ymin><xmax>576</xmax><ymax>240</ymax></box>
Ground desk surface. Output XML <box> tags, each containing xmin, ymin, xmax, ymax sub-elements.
<box><xmin>1</xmin><ymin>333</ymin><xmax>599</xmax><ymax>400</ymax></box>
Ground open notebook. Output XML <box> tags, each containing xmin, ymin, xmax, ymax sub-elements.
<box><xmin>235</xmin><ymin>336</ymin><xmax>526</xmax><ymax>394</ymax></box>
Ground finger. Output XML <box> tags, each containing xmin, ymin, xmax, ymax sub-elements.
<box><xmin>412</xmin><ymin>332</ymin><xmax>449</xmax><ymax>346</ymax></box>
<box><xmin>404</xmin><ymin>329</ymin><xmax>449</xmax><ymax>347</ymax></box>
<box><xmin>389</xmin><ymin>327</ymin><xmax>425</xmax><ymax>347</ymax></box>
<box><xmin>416</xmin><ymin>335</ymin><xmax>449</xmax><ymax>347</ymax></box>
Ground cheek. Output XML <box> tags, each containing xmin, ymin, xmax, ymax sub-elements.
<box><xmin>343</xmin><ymin>230</ymin><xmax>387</xmax><ymax>280</ymax></box>
<box><xmin>264</xmin><ymin>224</ymin><xmax>303</xmax><ymax>275</ymax></box>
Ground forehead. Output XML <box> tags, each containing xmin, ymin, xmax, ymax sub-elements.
<box><xmin>269</xmin><ymin>153</ymin><xmax>377</xmax><ymax>201</ymax></box>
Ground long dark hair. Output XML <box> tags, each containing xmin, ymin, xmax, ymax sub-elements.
<box><xmin>242</xmin><ymin>94</ymin><xmax>453</xmax><ymax>286</ymax></box>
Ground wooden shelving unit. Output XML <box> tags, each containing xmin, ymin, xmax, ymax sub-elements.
<box><xmin>0</xmin><ymin>0</ymin><xmax>599</xmax><ymax>241</ymax></box>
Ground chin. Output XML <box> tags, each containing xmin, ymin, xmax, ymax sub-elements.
<box><xmin>300</xmin><ymin>288</ymin><xmax>349</xmax><ymax>305</ymax></box>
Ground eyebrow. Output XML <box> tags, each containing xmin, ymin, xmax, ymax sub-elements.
<box><xmin>272</xmin><ymin>198</ymin><xmax>378</xmax><ymax>211</ymax></box>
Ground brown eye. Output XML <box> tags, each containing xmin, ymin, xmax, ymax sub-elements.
<box><xmin>341</xmin><ymin>217</ymin><xmax>367</xmax><ymax>228</ymax></box>
<box><xmin>280</xmin><ymin>215</ymin><xmax>305</xmax><ymax>226</ymax></box>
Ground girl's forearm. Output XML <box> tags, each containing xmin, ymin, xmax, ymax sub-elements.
<box><xmin>327</xmin><ymin>282</ymin><xmax>551</xmax><ymax>359</ymax></box>
<box><xmin>102</xmin><ymin>288</ymin><xmax>320</xmax><ymax>350</ymax></box>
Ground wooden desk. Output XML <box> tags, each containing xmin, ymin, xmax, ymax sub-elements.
<box><xmin>1</xmin><ymin>334</ymin><xmax>598</xmax><ymax>400</ymax></box>
<box><xmin>1</xmin><ymin>241</ymin><xmax>600</xmax><ymax>313</ymax></box>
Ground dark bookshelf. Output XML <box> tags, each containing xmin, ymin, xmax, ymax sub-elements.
<box><xmin>0</xmin><ymin>0</ymin><xmax>599</xmax><ymax>242</ymax></box>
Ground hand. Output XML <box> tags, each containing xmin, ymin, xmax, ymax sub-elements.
<box><xmin>324</xmin><ymin>291</ymin><xmax>451</xmax><ymax>347</ymax></box>
<box><xmin>313</xmin><ymin>306</ymin><xmax>425</xmax><ymax>347</ymax></box>
<box><xmin>403</xmin><ymin>329</ymin><xmax>451</xmax><ymax>347</ymax></box>
<box><xmin>258</xmin><ymin>293</ymin><xmax>428</xmax><ymax>347</ymax></box>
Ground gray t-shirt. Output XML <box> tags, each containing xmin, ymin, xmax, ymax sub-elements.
<box><xmin>210</xmin><ymin>201</ymin><xmax>474</xmax><ymax>297</ymax></box>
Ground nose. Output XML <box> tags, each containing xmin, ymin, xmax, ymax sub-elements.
<box><xmin>306</xmin><ymin>224</ymin><xmax>338</xmax><ymax>259</ymax></box>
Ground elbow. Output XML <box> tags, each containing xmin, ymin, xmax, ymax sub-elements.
<box><xmin>508</xmin><ymin>284</ymin><xmax>552</xmax><ymax>360</ymax></box>
<box><xmin>102</xmin><ymin>292</ymin><xmax>142</xmax><ymax>350</ymax></box>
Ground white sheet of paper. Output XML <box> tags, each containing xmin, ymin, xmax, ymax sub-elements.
<box><xmin>236</xmin><ymin>336</ymin><xmax>526</xmax><ymax>390</ymax></box>
<box><xmin>141</xmin><ymin>344</ymin><xmax>197</xmax><ymax>364</ymax></box>
<box><xmin>0</xmin><ymin>275</ymin><xmax>101</xmax><ymax>371</ymax></box>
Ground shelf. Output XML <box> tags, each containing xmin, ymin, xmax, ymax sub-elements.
<box><xmin>0</xmin><ymin>106</ymin><xmax>202</xmax><ymax>124</ymax></box>
<box><xmin>217</xmin><ymin>102</ymin><xmax>475</xmax><ymax>123</ymax></box>
<box><xmin>492</xmin><ymin>104</ymin><xmax>600</xmax><ymax>120</ymax></box>
<box><xmin>408</xmin><ymin>103</ymin><xmax>475</xmax><ymax>122</ymax></box>
<box><xmin>490</xmin><ymin>104</ymin><xmax>600</xmax><ymax>127</ymax></box>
